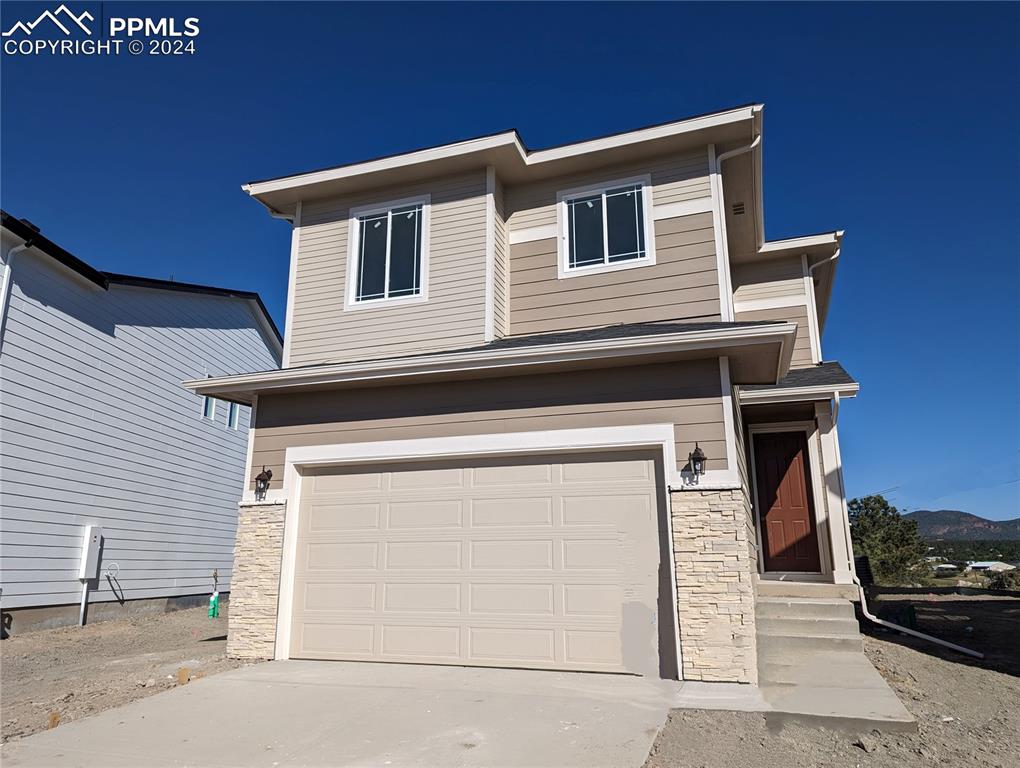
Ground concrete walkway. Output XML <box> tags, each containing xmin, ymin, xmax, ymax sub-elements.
<box><xmin>1</xmin><ymin>660</ymin><xmax>680</xmax><ymax>768</ymax></box>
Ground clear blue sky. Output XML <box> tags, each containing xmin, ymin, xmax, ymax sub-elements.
<box><xmin>2</xmin><ymin>2</ymin><xmax>1018</xmax><ymax>519</ymax></box>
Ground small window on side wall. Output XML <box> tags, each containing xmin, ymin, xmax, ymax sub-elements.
<box><xmin>558</xmin><ymin>177</ymin><xmax>654</xmax><ymax>278</ymax></box>
<box><xmin>202</xmin><ymin>396</ymin><xmax>216</xmax><ymax>421</ymax></box>
<box><xmin>227</xmin><ymin>402</ymin><xmax>240</xmax><ymax>430</ymax></box>
<box><xmin>347</xmin><ymin>196</ymin><xmax>429</xmax><ymax>308</ymax></box>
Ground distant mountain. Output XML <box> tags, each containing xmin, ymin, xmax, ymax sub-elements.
<box><xmin>904</xmin><ymin>510</ymin><xmax>1020</xmax><ymax>540</ymax></box>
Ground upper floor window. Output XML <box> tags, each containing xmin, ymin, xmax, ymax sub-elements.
<box><xmin>557</xmin><ymin>176</ymin><xmax>655</xmax><ymax>279</ymax></box>
<box><xmin>227</xmin><ymin>401</ymin><xmax>240</xmax><ymax>430</ymax></box>
<box><xmin>345</xmin><ymin>195</ymin><xmax>430</xmax><ymax>309</ymax></box>
<box><xmin>202</xmin><ymin>396</ymin><xmax>216</xmax><ymax>420</ymax></box>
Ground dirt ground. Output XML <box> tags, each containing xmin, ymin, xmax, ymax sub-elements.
<box><xmin>647</xmin><ymin>593</ymin><xmax>1020</xmax><ymax>768</ymax></box>
<box><xmin>0</xmin><ymin>605</ymin><xmax>255</xmax><ymax>743</ymax></box>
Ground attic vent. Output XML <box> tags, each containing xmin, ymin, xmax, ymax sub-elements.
<box><xmin>731</xmin><ymin>202</ymin><xmax>746</xmax><ymax>216</ymax></box>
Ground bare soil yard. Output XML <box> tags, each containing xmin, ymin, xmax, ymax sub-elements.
<box><xmin>1</xmin><ymin>605</ymin><xmax>255</xmax><ymax>743</ymax></box>
<box><xmin>647</xmin><ymin>593</ymin><xmax>1020</xmax><ymax>768</ymax></box>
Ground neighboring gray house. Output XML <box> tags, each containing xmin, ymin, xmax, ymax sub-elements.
<box><xmin>0</xmin><ymin>211</ymin><xmax>282</xmax><ymax>632</ymax></box>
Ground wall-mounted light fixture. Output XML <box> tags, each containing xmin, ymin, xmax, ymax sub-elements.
<box><xmin>254</xmin><ymin>467</ymin><xmax>273</xmax><ymax>500</ymax></box>
<box><xmin>688</xmin><ymin>443</ymin><xmax>707</xmax><ymax>480</ymax></box>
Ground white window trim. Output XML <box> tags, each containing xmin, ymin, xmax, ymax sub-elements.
<box><xmin>202</xmin><ymin>396</ymin><xmax>216</xmax><ymax>421</ymax></box>
<box><xmin>344</xmin><ymin>193</ymin><xmax>431</xmax><ymax>311</ymax></box>
<box><xmin>556</xmin><ymin>174</ymin><xmax>655</xmax><ymax>280</ymax></box>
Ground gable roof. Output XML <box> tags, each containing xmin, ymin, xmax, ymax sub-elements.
<box><xmin>1</xmin><ymin>210</ymin><xmax>283</xmax><ymax>354</ymax></box>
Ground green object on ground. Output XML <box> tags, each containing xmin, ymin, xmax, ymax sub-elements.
<box><xmin>208</xmin><ymin>591</ymin><xmax>219</xmax><ymax>618</ymax></box>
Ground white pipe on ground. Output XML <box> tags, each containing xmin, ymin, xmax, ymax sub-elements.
<box><xmin>854</xmin><ymin>577</ymin><xmax>984</xmax><ymax>659</ymax></box>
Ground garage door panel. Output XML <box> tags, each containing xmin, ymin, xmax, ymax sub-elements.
<box><xmin>290</xmin><ymin>451</ymin><xmax>664</xmax><ymax>674</ymax></box>
<box><xmin>385</xmin><ymin>541</ymin><xmax>462</xmax><ymax>569</ymax></box>
<box><xmin>303</xmin><ymin>582</ymin><xmax>377</xmax><ymax>611</ymax></box>
<box><xmin>382</xmin><ymin>625</ymin><xmax>461</xmax><ymax>657</ymax></box>
<box><xmin>470</xmin><ymin>539</ymin><xmax>554</xmax><ymax>569</ymax></box>
<box><xmin>388</xmin><ymin>499</ymin><xmax>463</xmax><ymax>528</ymax></box>
<box><xmin>383</xmin><ymin>582</ymin><xmax>462</xmax><ymax>612</ymax></box>
<box><xmin>471</xmin><ymin>463</ymin><xmax>552</xmax><ymax>486</ymax></box>
<box><xmin>471</xmin><ymin>497</ymin><xmax>553</xmax><ymax>527</ymax></box>
<box><xmin>469</xmin><ymin>583</ymin><xmax>555</xmax><ymax>614</ymax></box>
<box><xmin>306</xmin><ymin>502</ymin><xmax>381</xmax><ymax>532</ymax></box>
<box><xmin>305</xmin><ymin>541</ymin><xmax>378</xmax><ymax>570</ymax></box>
<box><xmin>469</xmin><ymin>627</ymin><xmax>555</xmax><ymax>662</ymax></box>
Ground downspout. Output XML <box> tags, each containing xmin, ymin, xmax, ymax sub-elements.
<box><xmin>808</xmin><ymin>247</ymin><xmax>840</xmax><ymax>275</ymax></box>
<box><xmin>831</xmin><ymin>391</ymin><xmax>984</xmax><ymax>659</ymax></box>
<box><xmin>712</xmin><ymin>134</ymin><xmax>761</xmax><ymax>321</ymax></box>
<box><xmin>0</xmin><ymin>240</ymin><xmax>33</xmax><ymax>354</ymax></box>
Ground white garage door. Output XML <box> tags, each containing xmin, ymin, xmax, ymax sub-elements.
<box><xmin>289</xmin><ymin>451</ymin><xmax>665</xmax><ymax>674</ymax></box>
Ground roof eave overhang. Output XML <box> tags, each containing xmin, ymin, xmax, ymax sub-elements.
<box><xmin>738</xmin><ymin>382</ymin><xmax>859</xmax><ymax>405</ymax></box>
<box><xmin>243</xmin><ymin>105</ymin><xmax>761</xmax><ymax>211</ymax></box>
<box><xmin>185</xmin><ymin>322</ymin><xmax>797</xmax><ymax>406</ymax></box>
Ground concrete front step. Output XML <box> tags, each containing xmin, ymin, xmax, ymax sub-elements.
<box><xmin>756</xmin><ymin>581</ymin><xmax>859</xmax><ymax>600</ymax></box>
<box><xmin>756</xmin><ymin>596</ymin><xmax>857</xmax><ymax>620</ymax></box>
<box><xmin>758</xmin><ymin>630</ymin><xmax>864</xmax><ymax>654</ymax></box>
<box><xmin>756</xmin><ymin>615</ymin><xmax>860</xmax><ymax>637</ymax></box>
<box><xmin>759</xmin><ymin>651</ymin><xmax>890</xmax><ymax>688</ymax></box>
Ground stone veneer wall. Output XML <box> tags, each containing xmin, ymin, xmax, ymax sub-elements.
<box><xmin>226</xmin><ymin>501</ymin><xmax>286</xmax><ymax>659</ymax></box>
<box><xmin>670</xmin><ymin>488</ymin><xmax>758</xmax><ymax>684</ymax></box>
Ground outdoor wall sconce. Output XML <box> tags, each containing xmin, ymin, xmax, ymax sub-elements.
<box><xmin>688</xmin><ymin>443</ymin><xmax>707</xmax><ymax>479</ymax></box>
<box><xmin>254</xmin><ymin>467</ymin><xmax>273</xmax><ymax>501</ymax></box>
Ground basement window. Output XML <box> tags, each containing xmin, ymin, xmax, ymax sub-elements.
<box><xmin>346</xmin><ymin>195</ymin><xmax>430</xmax><ymax>308</ymax></box>
<box><xmin>557</xmin><ymin>176</ymin><xmax>655</xmax><ymax>278</ymax></box>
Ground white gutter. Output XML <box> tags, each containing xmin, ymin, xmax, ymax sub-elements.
<box><xmin>0</xmin><ymin>240</ymin><xmax>32</xmax><ymax>354</ymax></box>
<box><xmin>185</xmin><ymin>322</ymin><xmax>798</xmax><ymax>402</ymax></box>
<box><xmin>739</xmin><ymin>382</ymin><xmax>859</xmax><ymax>404</ymax></box>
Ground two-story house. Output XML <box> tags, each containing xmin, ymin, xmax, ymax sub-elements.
<box><xmin>189</xmin><ymin>103</ymin><xmax>861</xmax><ymax>685</ymax></box>
<box><xmin>1</xmin><ymin>211</ymin><xmax>282</xmax><ymax>633</ymax></box>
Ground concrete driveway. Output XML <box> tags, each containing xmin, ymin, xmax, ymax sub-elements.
<box><xmin>1</xmin><ymin>660</ymin><xmax>680</xmax><ymax>767</ymax></box>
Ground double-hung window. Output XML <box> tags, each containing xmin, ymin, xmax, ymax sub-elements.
<box><xmin>557</xmin><ymin>176</ymin><xmax>655</xmax><ymax>278</ymax></box>
<box><xmin>347</xmin><ymin>195</ymin><xmax>430</xmax><ymax>308</ymax></box>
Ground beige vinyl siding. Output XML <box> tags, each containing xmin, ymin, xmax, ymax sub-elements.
<box><xmin>508</xmin><ymin>212</ymin><xmax>719</xmax><ymax>336</ymax></box>
<box><xmin>251</xmin><ymin>359</ymin><xmax>728</xmax><ymax>490</ymax></box>
<box><xmin>731</xmin><ymin>256</ymin><xmax>806</xmax><ymax>304</ymax></box>
<box><xmin>289</xmin><ymin>171</ymin><xmax>488</xmax><ymax>366</ymax></box>
<box><xmin>735</xmin><ymin>305</ymin><xmax>815</xmax><ymax>369</ymax></box>
<box><xmin>505</xmin><ymin>150</ymin><xmax>711</xmax><ymax>233</ymax></box>
<box><xmin>493</xmin><ymin>175</ymin><xmax>508</xmax><ymax>337</ymax></box>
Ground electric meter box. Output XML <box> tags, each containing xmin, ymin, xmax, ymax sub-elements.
<box><xmin>78</xmin><ymin>525</ymin><xmax>103</xmax><ymax>580</ymax></box>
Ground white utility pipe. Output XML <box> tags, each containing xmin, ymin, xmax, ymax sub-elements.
<box><xmin>78</xmin><ymin>581</ymin><xmax>88</xmax><ymax>626</ymax></box>
<box><xmin>854</xmin><ymin>576</ymin><xmax>983</xmax><ymax>659</ymax></box>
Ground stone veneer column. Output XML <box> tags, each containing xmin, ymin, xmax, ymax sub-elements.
<box><xmin>226</xmin><ymin>501</ymin><xmax>287</xmax><ymax>660</ymax></box>
<box><xmin>670</xmin><ymin>489</ymin><xmax>758</xmax><ymax>684</ymax></box>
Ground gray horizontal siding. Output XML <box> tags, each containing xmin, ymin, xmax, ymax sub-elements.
<box><xmin>0</xmin><ymin>246</ymin><xmax>280</xmax><ymax>609</ymax></box>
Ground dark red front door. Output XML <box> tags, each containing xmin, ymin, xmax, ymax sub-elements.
<box><xmin>753</xmin><ymin>432</ymin><xmax>821</xmax><ymax>572</ymax></box>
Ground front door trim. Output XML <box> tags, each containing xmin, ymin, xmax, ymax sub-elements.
<box><xmin>275</xmin><ymin>424</ymin><xmax>683</xmax><ymax>676</ymax></box>
<box><xmin>747</xmin><ymin>421</ymin><xmax>830</xmax><ymax>576</ymax></box>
